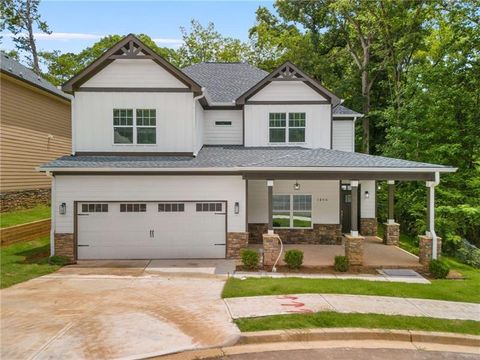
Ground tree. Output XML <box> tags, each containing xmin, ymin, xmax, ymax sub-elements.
<box><xmin>2</xmin><ymin>0</ymin><xmax>51</xmax><ymax>73</ymax></box>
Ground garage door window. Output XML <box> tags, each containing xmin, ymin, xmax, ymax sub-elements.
<box><xmin>158</xmin><ymin>203</ymin><xmax>185</xmax><ymax>212</ymax></box>
<box><xmin>196</xmin><ymin>203</ymin><xmax>222</xmax><ymax>212</ymax></box>
<box><xmin>120</xmin><ymin>203</ymin><xmax>147</xmax><ymax>212</ymax></box>
<box><xmin>81</xmin><ymin>204</ymin><xmax>108</xmax><ymax>213</ymax></box>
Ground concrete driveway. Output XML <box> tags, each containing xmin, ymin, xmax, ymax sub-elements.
<box><xmin>1</xmin><ymin>261</ymin><xmax>239</xmax><ymax>359</ymax></box>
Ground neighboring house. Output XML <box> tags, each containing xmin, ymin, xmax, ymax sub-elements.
<box><xmin>0</xmin><ymin>53</ymin><xmax>71</xmax><ymax>212</ymax></box>
<box><xmin>40</xmin><ymin>35</ymin><xmax>454</xmax><ymax>261</ymax></box>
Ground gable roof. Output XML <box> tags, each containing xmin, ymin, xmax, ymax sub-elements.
<box><xmin>0</xmin><ymin>52</ymin><xmax>70</xmax><ymax>101</ymax></box>
<box><xmin>62</xmin><ymin>34</ymin><xmax>202</xmax><ymax>94</ymax></box>
<box><xmin>333</xmin><ymin>104</ymin><xmax>363</xmax><ymax>117</ymax></box>
<box><xmin>236</xmin><ymin>61</ymin><xmax>342</xmax><ymax>107</ymax></box>
<box><xmin>182</xmin><ymin>62</ymin><xmax>268</xmax><ymax>104</ymax></box>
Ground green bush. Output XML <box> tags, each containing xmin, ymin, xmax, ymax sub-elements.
<box><xmin>334</xmin><ymin>256</ymin><xmax>349</xmax><ymax>272</ymax></box>
<box><xmin>455</xmin><ymin>239</ymin><xmax>480</xmax><ymax>268</ymax></box>
<box><xmin>48</xmin><ymin>255</ymin><xmax>72</xmax><ymax>266</ymax></box>
<box><xmin>429</xmin><ymin>259</ymin><xmax>450</xmax><ymax>279</ymax></box>
<box><xmin>284</xmin><ymin>249</ymin><xmax>304</xmax><ymax>269</ymax></box>
<box><xmin>241</xmin><ymin>249</ymin><xmax>260</xmax><ymax>270</ymax></box>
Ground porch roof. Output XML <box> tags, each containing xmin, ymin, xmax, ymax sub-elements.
<box><xmin>40</xmin><ymin>146</ymin><xmax>455</xmax><ymax>180</ymax></box>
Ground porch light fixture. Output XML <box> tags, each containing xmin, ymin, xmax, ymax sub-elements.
<box><xmin>234</xmin><ymin>202</ymin><xmax>240</xmax><ymax>214</ymax></box>
<box><xmin>365</xmin><ymin>191</ymin><xmax>370</xmax><ymax>199</ymax></box>
<box><xmin>59</xmin><ymin>202</ymin><xmax>66</xmax><ymax>215</ymax></box>
<box><xmin>294</xmin><ymin>181</ymin><xmax>300</xmax><ymax>191</ymax></box>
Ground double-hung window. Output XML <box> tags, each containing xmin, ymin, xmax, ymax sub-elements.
<box><xmin>272</xmin><ymin>194</ymin><xmax>312</xmax><ymax>228</ymax></box>
<box><xmin>269</xmin><ymin>112</ymin><xmax>306</xmax><ymax>143</ymax></box>
<box><xmin>113</xmin><ymin>108</ymin><xmax>156</xmax><ymax>145</ymax></box>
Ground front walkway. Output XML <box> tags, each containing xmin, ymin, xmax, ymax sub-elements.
<box><xmin>224</xmin><ymin>294</ymin><xmax>480</xmax><ymax>321</ymax></box>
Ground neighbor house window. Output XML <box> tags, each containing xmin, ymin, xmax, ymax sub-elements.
<box><xmin>269</xmin><ymin>112</ymin><xmax>306</xmax><ymax>143</ymax></box>
<box><xmin>136</xmin><ymin>109</ymin><xmax>156</xmax><ymax>144</ymax></box>
<box><xmin>272</xmin><ymin>194</ymin><xmax>312</xmax><ymax>228</ymax></box>
<box><xmin>113</xmin><ymin>109</ymin><xmax>133</xmax><ymax>144</ymax></box>
<box><xmin>113</xmin><ymin>108</ymin><xmax>156</xmax><ymax>144</ymax></box>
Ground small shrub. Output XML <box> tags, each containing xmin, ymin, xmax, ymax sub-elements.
<box><xmin>429</xmin><ymin>259</ymin><xmax>450</xmax><ymax>279</ymax></box>
<box><xmin>334</xmin><ymin>256</ymin><xmax>349</xmax><ymax>272</ymax></box>
<box><xmin>241</xmin><ymin>249</ymin><xmax>260</xmax><ymax>270</ymax></box>
<box><xmin>455</xmin><ymin>239</ymin><xmax>480</xmax><ymax>268</ymax></box>
<box><xmin>48</xmin><ymin>255</ymin><xmax>72</xmax><ymax>266</ymax></box>
<box><xmin>284</xmin><ymin>249</ymin><xmax>304</xmax><ymax>269</ymax></box>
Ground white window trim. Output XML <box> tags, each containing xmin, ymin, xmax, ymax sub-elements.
<box><xmin>113</xmin><ymin>108</ymin><xmax>157</xmax><ymax>146</ymax></box>
<box><xmin>272</xmin><ymin>194</ymin><xmax>313</xmax><ymax>229</ymax></box>
<box><xmin>268</xmin><ymin>112</ymin><xmax>306</xmax><ymax>145</ymax></box>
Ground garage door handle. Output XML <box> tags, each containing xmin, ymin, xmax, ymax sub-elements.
<box><xmin>77</xmin><ymin>244</ymin><xmax>89</xmax><ymax>247</ymax></box>
<box><xmin>214</xmin><ymin>243</ymin><xmax>226</xmax><ymax>246</ymax></box>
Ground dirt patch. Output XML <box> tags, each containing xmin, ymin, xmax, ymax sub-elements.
<box><xmin>23</xmin><ymin>251</ymin><xmax>50</xmax><ymax>263</ymax></box>
<box><xmin>235</xmin><ymin>265</ymin><xmax>379</xmax><ymax>275</ymax></box>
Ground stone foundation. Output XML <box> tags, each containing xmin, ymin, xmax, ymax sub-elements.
<box><xmin>383</xmin><ymin>222</ymin><xmax>400</xmax><ymax>245</ymax></box>
<box><xmin>344</xmin><ymin>234</ymin><xmax>365</xmax><ymax>266</ymax></box>
<box><xmin>262</xmin><ymin>233</ymin><xmax>281</xmax><ymax>267</ymax></box>
<box><xmin>226</xmin><ymin>232</ymin><xmax>249</xmax><ymax>259</ymax></box>
<box><xmin>360</xmin><ymin>218</ymin><xmax>377</xmax><ymax>236</ymax></box>
<box><xmin>248</xmin><ymin>223</ymin><xmax>342</xmax><ymax>245</ymax></box>
<box><xmin>1</xmin><ymin>188</ymin><xmax>51</xmax><ymax>213</ymax></box>
<box><xmin>54</xmin><ymin>233</ymin><xmax>75</xmax><ymax>262</ymax></box>
<box><xmin>419</xmin><ymin>235</ymin><xmax>442</xmax><ymax>266</ymax></box>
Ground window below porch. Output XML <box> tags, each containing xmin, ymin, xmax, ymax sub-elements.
<box><xmin>272</xmin><ymin>194</ymin><xmax>312</xmax><ymax>229</ymax></box>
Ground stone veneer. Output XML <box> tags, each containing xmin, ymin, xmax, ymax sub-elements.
<box><xmin>262</xmin><ymin>233</ymin><xmax>281</xmax><ymax>267</ymax></box>
<box><xmin>419</xmin><ymin>235</ymin><xmax>442</xmax><ymax>266</ymax></box>
<box><xmin>226</xmin><ymin>232</ymin><xmax>249</xmax><ymax>259</ymax></box>
<box><xmin>360</xmin><ymin>218</ymin><xmax>378</xmax><ymax>236</ymax></box>
<box><xmin>248</xmin><ymin>223</ymin><xmax>342</xmax><ymax>245</ymax></box>
<box><xmin>344</xmin><ymin>234</ymin><xmax>365</xmax><ymax>266</ymax></box>
<box><xmin>1</xmin><ymin>189</ymin><xmax>51</xmax><ymax>213</ymax></box>
<box><xmin>383</xmin><ymin>222</ymin><xmax>400</xmax><ymax>245</ymax></box>
<box><xmin>54</xmin><ymin>233</ymin><xmax>75</xmax><ymax>262</ymax></box>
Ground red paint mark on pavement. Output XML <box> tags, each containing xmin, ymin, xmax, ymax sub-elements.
<box><xmin>278</xmin><ymin>295</ymin><xmax>313</xmax><ymax>312</ymax></box>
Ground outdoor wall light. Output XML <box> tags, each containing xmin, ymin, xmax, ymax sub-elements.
<box><xmin>234</xmin><ymin>202</ymin><xmax>240</xmax><ymax>214</ymax></box>
<box><xmin>365</xmin><ymin>191</ymin><xmax>370</xmax><ymax>199</ymax></box>
<box><xmin>294</xmin><ymin>181</ymin><xmax>301</xmax><ymax>190</ymax></box>
<box><xmin>59</xmin><ymin>202</ymin><xmax>66</xmax><ymax>215</ymax></box>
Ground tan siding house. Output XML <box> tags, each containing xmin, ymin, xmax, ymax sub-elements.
<box><xmin>1</xmin><ymin>53</ymin><xmax>71</xmax><ymax>210</ymax></box>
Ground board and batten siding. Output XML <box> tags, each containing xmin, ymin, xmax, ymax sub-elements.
<box><xmin>332</xmin><ymin>120</ymin><xmax>355</xmax><ymax>152</ymax></box>
<box><xmin>248</xmin><ymin>81</ymin><xmax>327</xmax><ymax>102</ymax></box>
<box><xmin>203</xmin><ymin>110</ymin><xmax>243</xmax><ymax>145</ymax></box>
<box><xmin>359</xmin><ymin>180</ymin><xmax>376</xmax><ymax>218</ymax></box>
<box><xmin>80</xmin><ymin>59</ymin><xmax>188</xmax><ymax>88</ymax></box>
<box><xmin>248</xmin><ymin>180</ymin><xmax>340</xmax><ymax>224</ymax></box>
<box><xmin>0</xmin><ymin>75</ymin><xmax>71</xmax><ymax>192</ymax></box>
<box><xmin>244</xmin><ymin>104</ymin><xmax>331</xmax><ymax>148</ymax></box>
<box><xmin>53</xmin><ymin>175</ymin><xmax>246</xmax><ymax>233</ymax></box>
<box><xmin>73</xmin><ymin>92</ymin><xmax>193</xmax><ymax>153</ymax></box>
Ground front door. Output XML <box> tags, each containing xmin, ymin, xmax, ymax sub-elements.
<box><xmin>340</xmin><ymin>184</ymin><xmax>360</xmax><ymax>234</ymax></box>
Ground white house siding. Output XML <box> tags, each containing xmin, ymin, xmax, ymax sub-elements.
<box><xmin>244</xmin><ymin>104</ymin><xmax>331</xmax><ymax>148</ymax></box>
<box><xmin>80</xmin><ymin>59</ymin><xmax>188</xmax><ymax>88</ymax></box>
<box><xmin>73</xmin><ymin>92</ymin><xmax>193</xmax><ymax>153</ymax></box>
<box><xmin>359</xmin><ymin>180</ymin><xmax>376</xmax><ymax>218</ymax></box>
<box><xmin>195</xmin><ymin>101</ymin><xmax>204</xmax><ymax>153</ymax></box>
<box><xmin>332</xmin><ymin>120</ymin><xmax>355</xmax><ymax>152</ymax></box>
<box><xmin>248</xmin><ymin>180</ymin><xmax>340</xmax><ymax>224</ymax></box>
<box><xmin>249</xmin><ymin>82</ymin><xmax>326</xmax><ymax>102</ymax></box>
<box><xmin>203</xmin><ymin>110</ymin><xmax>243</xmax><ymax>145</ymax></box>
<box><xmin>53</xmin><ymin>175</ymin><xmax>246</xmax><ymax>233</ymax></box>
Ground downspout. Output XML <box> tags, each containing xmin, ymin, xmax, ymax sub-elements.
<box><xmin>71</xmin><ymin>95</ymin><xmax>75</xmax><ymax>155</ymax></box>
<box><xmin>47</xmin><ymin>171</ymin><xmax>56</xmax><ymax>256</ymax></box>
<box><xmin>192</xmin><ymin>87</ymin><xmax>206</xmax><ymax>157</ymax></box>
<box><xmin>427</xmin><ymin>172</ymin><xmax>440</xmax><ymax>260</ymax></box>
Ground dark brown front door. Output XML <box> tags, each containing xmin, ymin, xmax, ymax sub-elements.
<box><xmin>340</xmin><ymin>184</ymin><xmax>360</xmax><ymax>234</ymax></box>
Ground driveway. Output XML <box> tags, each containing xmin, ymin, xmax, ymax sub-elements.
<box><xmin>1</xmin><ymin>260</ymin><xmax>239</xmax><ymax>359</ymax></box>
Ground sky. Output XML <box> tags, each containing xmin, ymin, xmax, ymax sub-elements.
<box><xmin>1</xmin><ymin>0</ymin><xmax>276</xmax><ymax>55</ymax></box>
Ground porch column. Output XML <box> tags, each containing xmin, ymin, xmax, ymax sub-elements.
<box><xmin>383</xmin><ymin>180</ymin><xmax>400</xmax><ymax>246</ymax></box>
<box><xmin>350</xmin><ymin>181</ymin><xmax>359</xmax><ymax>236</ymax></box>
<box><xmin>267</xmin><ymin>180</ymin><xmax>274</xmax><ymax>234</ymax></box>
<box><xmin>387</xmin><ymin>180</ymin><xmax>395</xmax><ymax>223</ymax></box>
<box><xmin>419</xmin><ymin>173</ymin><xmax>441</xmax><ymax>265</ymax></box>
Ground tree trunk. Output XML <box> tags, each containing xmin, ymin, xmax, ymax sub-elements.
<box><xmin>26</xmin><ymin>0</ymin><xmax>40</xmax><ymax>74</ymax></box>
<box><xmin>361</xmin><ymin>69</ymin><xmax>370</xmax><ymax>153</ymax></box>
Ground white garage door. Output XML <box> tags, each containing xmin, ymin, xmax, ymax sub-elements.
<box><xmin>76</xmin><ymin>201</ymin><xmax>226</xmax><ymax>259</ymax></box>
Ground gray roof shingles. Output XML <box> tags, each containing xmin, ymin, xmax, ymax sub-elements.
<box><xmin>1</xmin><ymin>52</ymin><xmax>70</xmax><ymax>100</ymax></box>
<box><xmin>41</xmin><ymin>146</ymin><xmax>451</xmax><ymax>170</ymax></box>
<box><xmin>333</xmin><ymin>104</ymin><xmax>362</xmax><ymax>116</ymax></box>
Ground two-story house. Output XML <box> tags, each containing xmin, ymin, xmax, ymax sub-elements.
<box><xmin>40</xmin><ymin>35</ymin><xmax>454</xmax><ymax>262</ymax></box>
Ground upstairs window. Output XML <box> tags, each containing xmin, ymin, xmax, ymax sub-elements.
<box><xmin>269</xmin><ymin>113</ymin><xmax>286</xmax><ymax>143</ymax></box>
<box><xmin>288</xmin><ymin>113</ymin><xmax>306</xmax><ymax>142</ymax></box>
<box><xmin>113</xmin><ymin>109</ymin><xmax>133</xmax><ymax>144</ymax></box>
<box><xmin>113</xmin><ymin>108</ymin><xmax>156</xmax><ymax>145</ymax></box>
<box><xmin>136</xmin><ymin>109</ymin><xmax>156</xmax><ymax>144</ymax></box>
<box><xmin>269</xmin><ymin>112</ymin><xmax>306</xmax><ymax>144</ymax></box>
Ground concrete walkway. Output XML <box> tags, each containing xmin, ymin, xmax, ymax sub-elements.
<box><xmin>224</xmin><ymin>294</ymin><xmax>480</xmax><ymax>321</ymax></box>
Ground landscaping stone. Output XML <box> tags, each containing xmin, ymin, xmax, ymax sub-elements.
<box><xmin>360</xmin><ymin>218</ymin><xmax>377</xmax><ymax>236</ymax></box>
<box><xmin>383</xmin><ymin>222</ymin><xmax>400</xmax><ymax>245</ymax></box>
<box><xmin>226</xmin><ymin>232</ymin><xmax>249</xmax><ymax>259</ymax></box>
<box><xmin>344</xmin><ymin>234</ymin><xmax>365</xmax><ymax>266</ymax></box>
<box><xmin>0</xmin><ymin>189</ymin><xmax>51</xmax><ymax>213</ymax></box>
<box><xmin>262</xmin><ymin>233</ymin><xmax>281</xmax><ymax>267</ymax></box>
<box><xmin>418</xmin><ymin>235</ymin><xmax>442</xmax><ymax>266</ymax></box>
<box><xmin>54</xmin><ymin>233</ymin><xmax>75</xmax><ymax>262</ymax></box>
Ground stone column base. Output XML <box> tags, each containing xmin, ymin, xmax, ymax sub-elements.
<box><xmin>344</xmin><ymin>234</ymin><xmax>365</xmax><ymax>266</ymax></box>
<box><xmin>419</xmin><ymin>235</ymin><xmax>442</xmax><ymax>266</ymax></box>
<box><xmin>383</xmin><ymin>222</ymin><xmax>400</xmax><ymax>245</ymax></box>
<box><xmin>360</xmin><ymin>218</ymin><xmax>378</xmax><ymax>236</ymax></box>
<box><xmin>54</xmin><ymin>233</ymin><xmax>75</xmax><ymax>262</ymax></box>
<box><xmin>226</xmin><ymin>232</ymin><xmax>249</xmax><ymax>259</ymax></box>
<box><xmin>263</xmin><ymin>233</ymin><xmax>281</xmax><ymax>267</ymax></box>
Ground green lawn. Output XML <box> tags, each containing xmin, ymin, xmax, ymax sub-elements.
<box><xmin>235</xmin><ymin>312</ymin><xmax>480</xmax><ymax>335</ymax></box>
<box><xmin>0</xmin><ymin>205</ymin><xmax>51</xmax><ymax>228</ymax></box>
<box><xmin>378</xmin><ymin>225</ymin><xmax>419</xmax><ymax>255</ymax></box>
<box><xmin>223</xmin><ymin>257</ymin><xmax>480</xmax><ymax>303</ymax></box>
<box><xmin>0</xmin><ymin>237</ymin><xmax>60</xmax><ymax>288</ymax></box>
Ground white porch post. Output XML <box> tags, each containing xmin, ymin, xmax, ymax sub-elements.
<box><xmin>350</xmin><ymin>180</ymin><xmax>359</xmax><ymax>236</ymax></box>
<box><xmin>387</xmin><ymin>180</ymin><xmax>395</xmax><ymax>224</ymax></box>
<box><xmin>426</xmin><ymin>172</ymin><xmax>440</xmax><ymax>260</ymax></box>
<box><xmin>267</xmin><ymin>180</ymin><xmax>274</xmax><ymax>234</ymax></box>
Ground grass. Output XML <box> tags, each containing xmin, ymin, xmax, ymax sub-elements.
<box><xmin>0</xmin><ymin>205</ymin><xmax>51</xmax><ymax>228</ymax></box>
<box><xmin>235</xmin><ymin>312</ymin><xmax>480</xmax><ymax>335</ymax></box>
<box><xmin>377</xmin><ymin>225</ymin><xmax>419</xmax><ymax>255</ymax></box>
<box><xmin>0</xmin><ymin>237</ymin><xmax>61</xmax><ymax>288</ymax></box>
<box><xmin>223</xmin><ymin>257</ymin><xmax>480</xmax><ymax>303</ymax></box>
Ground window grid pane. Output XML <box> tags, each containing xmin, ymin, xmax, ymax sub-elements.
<box><xmin>136</xmin><ymin>109</ymin><xmax>156</xmax><ymax>126</ymax></box>
<box><xmin>113</xmin><ymin>109</ymin><xmax>133</xmax><ymax>126</ymax></box>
